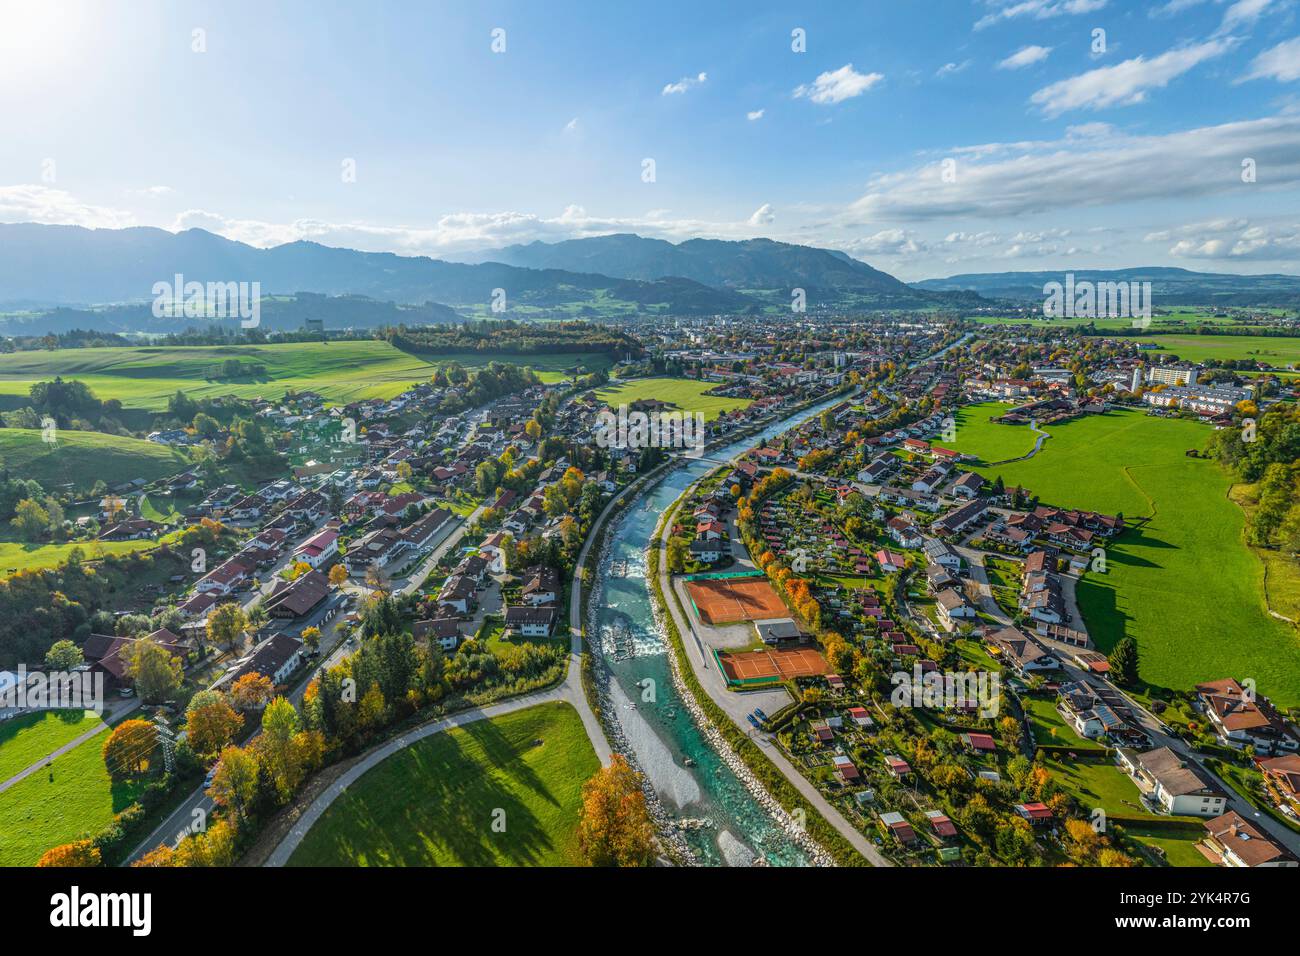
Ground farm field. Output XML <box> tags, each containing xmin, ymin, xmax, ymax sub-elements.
<box><xmin>0</xmin><ymin>724</ymin><xmax>143</xmax><ymax>866</ymax></box>
<box><xmin>0</xmin><ymin>342</ymin><xmax>612</xmax><ymax>411</ymax></box>
<box><xmin>1145</xmin><ymin>334</ymin><xmax>1300</xmax><ymax>368</ymax></box>
<box><xmin>937</xmin><ymin>401</ymin><xmax>1041</xmax><ymax>465</ymax></box>
<box><xmin>955</xmin><ymin>408</ymin><xmax>1300</xmax><ymax>706</ymax></box>
<box><xmin>0</xmin><ymin>427</ymin><xmax>192</xmax><ymax>492</ymax></box>
<box><xmin>287</xmin><ymin>702</ymin><xmax>599</xmax><ymax>867</ymax></box>
<box><xmin>0</xmin><ymin>534</ymin><xmax>157</xmax><ymax>577</ymax></box>
<box><xmin>0</xmin><ymin>709</ymin><xmax>103</xmax><ymax>785</ymax></box>
<box><xmin>592</xmin><ymin>376</ymin><xmax>752</xmax><ymax>422</ymax></box>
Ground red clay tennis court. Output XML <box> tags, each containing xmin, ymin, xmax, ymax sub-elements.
<box><xmin>718</xmin><ymin>647</ymin><xmax>829</xmax><ymax>684</ymax></box>
<box><xmin>686</xmin><ymin>577</ymin><xmax>787</xmax><ymax>624</ymax></box>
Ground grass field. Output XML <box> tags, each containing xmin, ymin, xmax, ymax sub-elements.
<box><xmin>0</xmin><ymin>534</ymin><xmax>157</xmax><ymax>576</ymax></box>
<box><xmin>1041</xmin><ymin>755</ymin><xmax>1154</xmax><ymax>818</ymax></box>
<box><xmin>0</xmin><ymin>342</ymin><xmax>613</xmax><ymax>411</ymax></box>
<box><xmin>0</xmin><ymin>427</ymin><xmax>192</xmax><ymax>492</ymax></box>
<box><xmin>950</xmin><ymin>408</ymin><xmax>1300</xmax><ymax>706</ymax></box>
<box><xmin>0</xmin><ymin>710</ymin><xmax>102</xmax><ymax>784</ymax></box>
<box><xmin>938</xmin><ymin>401</ymin><xmax>1041</xmax><ymax>465</ymax></box>
<box><xmin>287</xmin><ymin>702</ymin><xmax>600</xmax><ymax>867</ymax></box>
<box><xmin>593</xmin><ymin>376</ymin><xmax>752</xmax><ymax>422</ymax></box>
<box><xmin>0</xmin><ymin>724</ymin><xmax>142</xmax><ymax>866</ymax></box>
<box><xmin>1123</xmin><ymin>824</ymin><xmax>1214</xmax><ymax>867</ymax></box>
<box><xmin>1146</xmin><ymin>334</ymin><xmax>1300</xmax><ymax>369</ymax></box>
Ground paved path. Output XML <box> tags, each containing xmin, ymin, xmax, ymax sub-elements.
<box><xmin>654</xmin><ymin>500</ymin><xmax>891</xmax><ymax>867</ymax></box>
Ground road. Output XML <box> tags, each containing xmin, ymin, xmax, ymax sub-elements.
<box><xmin>260</xmin><ymin>484</ymin><xmax>627</xmax><ymax>866</ymax></box>
<box><xmin>955</xmin><ymin>542</ymin><xmax>1300</xmax><ymax>858</ymax></box>
<box><xmin>654</xmin><ymin>497</ymin><xmax>892</xmax><ymax>867</ymax></box>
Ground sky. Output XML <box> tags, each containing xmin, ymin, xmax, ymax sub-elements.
<box><xmin>1</xmin><ymin>0</ymin><xmax>1299</xmax><ymax>280</ymax></box>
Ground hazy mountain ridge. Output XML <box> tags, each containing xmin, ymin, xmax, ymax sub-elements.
<box><xmin>912</xmin><ymin>266</ymin><xmax>1300</xmax><ymax>307</ymax></box>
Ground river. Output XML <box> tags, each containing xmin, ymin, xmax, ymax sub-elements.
<box><xmin>586</xmin><ymin>393</ymin><xmax>849</xmax><ymax>866</ymax></box>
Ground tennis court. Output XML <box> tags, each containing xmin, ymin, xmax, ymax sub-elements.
<box><xmin>686</xmin><ymin>577</ymin><xmax>787</xmax><ymax>624</ymax></box>
<box><xmin>717</xmin><ymin>647</ymin><xmax>829</xmax><ymax>685</ymax></box>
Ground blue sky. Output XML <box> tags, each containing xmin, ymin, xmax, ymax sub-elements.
<box><xmin>2</xmin><ymin>0</ymin><xmax>1299</xmax><ymax>279</ymax></box>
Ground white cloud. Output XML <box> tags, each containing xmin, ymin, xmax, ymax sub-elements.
<box><xmin>0</xmin><ymin>184</ymin><xmax>135</xmax><ymax>228</ymax></box>
<box><xmin>563</xmin><ymin>117</ymin><xmax>579</xmax><ymax>133</ymax></box>
<box><xmin>998</xmin><ymin>45</ymin><xmax>1052</xmax><ymax>69</ymax></box>
<box><xmin>747</xmin><ymin>203</ymin><xmax>775</xmax><ymax>226</ymax></box>
<box><xmin>975</xmin><ymin>0</ymin><xmax>1107</xmax><ymax>31</ymax></box>
<box><xmin>1147</xmin><ymin>216</ymin><xmax>1300</xmax><ymax>261</ymax></box>
<box><xmin>1216</xmin><ymin>0</ymin><xmax>1279</xmax><ymax>36</ymax></box>
<box><xmin>794</xmin><ymin>64</ymin><xmax>883</xmax><ymax>104</ymax></box>
<box><xmin>1030</xmin><ymin>39</ymin><xmax>1236</xmax><ymax>115</ymax></box>
<box><xmin>844</xmin><ymin>113</ymin><xmax>1300</xmax><ymax>222</ymax></box>
<box><xmin>747</xmin><ymin>108</ymin><xmax>765</xmax><ymax>121</ymax></box>
<box><xmin>126</xmin><ymin>185</ymin><xmax>175</xmax><ymax>198</ymax></box>
<box><xmin>662</xmin><ymin>72</ymin><xmax>707</xmax><ymax>95</ymax></box>
<box><xmin>1243</xmin><ymin>36</ymin><xmax>1300</xmax><ymax>82</ymax></box>
<box><xmin>936</xmin><ymin>60</ymin><xmax>971</xmax><ymax>77</ymax></box>
<box><xmin>837</xmin><ymin>229</ymin><xmax>928</xmax><ymax>257</ymax></box>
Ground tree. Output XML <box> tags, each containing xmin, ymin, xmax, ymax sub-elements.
<box><xmin>172</xmin><ymin>817</ymin><xmax>238</xmax><ymax>867</ymax></box>
<box><xmin>1109</xmin><ymin>635</ymin><xmax>1140</xmax><ymax>687</ymax></box>
<box><xmin>185</xmin><ymin>690</ymin><xmax>244</xmax><ymax>759</ymax></box>
<box><xmin>257</xmin><ymin>696</ymin><xmax>321</xmax><ymax>803</ymax></box>
<box><xmin>37</xmin><ymin>840</ymin><xmax>101</xmax><ymax>867</ymax></box>
<box><xmin>125</xmin><ymin>640</ymin><xmax>183</xmax><ymax>704</ymax></box>
<box><xmin>230</xmin><ymin>672</ymin><xmax>275</xmax><ymax>711</ymax></box>
<box><xmin>102</xmin><ymin>719</ymin><xmax>158</xmax><ymax>778</ymax></box>
<box><xmin>11</xmin><ymin>497</ymin><xmax>50</xmax><ymax>541</ymax></box>
<box><xmin>576</xmin><ymin>755</ymin><xmax>656</xmax><ymax>867</ymax></box>
<box><xmin>208</xmin><ymin>745</ymin><xmax>259</xmax><ymax>820</ymax></box>
<box><xmin>44</xmin><ymin>639</ymin><xmax>84</xmax><ymax>671</ymax></box>
<box><xmin>301</xmin><ymin>625</ymin><xmax>322</xmax><ymax>651</ymax></box>
<box><xmin>207</xmin><ymin>601</ymin><xmax>248</xmax><ymax>651</ymax></box>
<box><xmin>328</xmin><ymin>562</ymin><xmax>350</xmax><ymax>586</ymax></box>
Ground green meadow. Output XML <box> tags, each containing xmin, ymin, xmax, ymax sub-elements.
<box><xmin>950</xmin><ymin>408</ymin><xmax>1300</xmax><ymax>705</ymax></box>
<box><xmin>937</xmin><ymin>401</ymin><xmax>1041</xmax><ymax>464</ymax></box>
<box><xmin>288</xmin><ymin>702</ymin><xmax>599</xmax><ymax>867</ymax></box>
<box><xmin>593</xmin><ymin>376</ymin><xmax>753</xmax><ymax>422</ymax></box>
<box><xmin>0</xmin><ymin>724</ymin><xmax>142</xmax><ymax>867</ymax></box>
<box><xmin>0</xmin><ymin>534</ymin><xmax>158</xmax><ymax>577</ymax></box>
<box><xmin>0</xmin><ymin>710</ymin><xmax>102</xmax><ymax>785</ymax></box>
<box><xmin>0</xmin><ymin>341</ymin><xmax>612</xmax><ymax>411</ymax></box>
<box><xmin>0</xmin><ymin>427</ymin><xmax>192</xmax><ymax>492</ymax></box>
<box><xmin>1144</xmin><ymin>334</ymin><xmax>1300</xmax><ymax>369</ymax></box>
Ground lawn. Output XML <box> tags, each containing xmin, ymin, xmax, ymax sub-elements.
<box><xmin>593</xmin><ymin>377</ymin><xmax>753</xmax><ymax>422</ymax></box>
<box><xmin>0</xmin><ymin>709</ymin><xmax>102</xmax><ymax>784</ymax></box>
<box><xmin>0</xmin><ymin>534</ymin><xmax>157</xmax><ymax>577</ymax></box>
<box><xmin>0</xmin><ymin>342</ymin><xmax>611</xmax><ymax>411</ymax></box>
<box><xmin>0</xmin><ymin>726</ymin><xmax>144</xmax><ymax>866</ymax></box>
<box><xmin>287</xmin><ymin>701</ymin><xmax>600</xmax><ymax>867</ymax></box>
<box><xmin>1122</xmin><ymin>825</ymin><xmax>1214</xmax><ymax>867</ymax></box>
<box><xmin>1041</xmin><ymin>755</ymin><xmax>1154</xmax><ymax>819</ymax></box>
<box><xmin>1022</xmin><ymin>695</ymin><xmax>1093</xmax><ymax>748</ymax></box>
<box><xmin>0</xmin><ymin>427</ymin><xmax>192</xmax><ymax>493</ymax></box>
<box><xmin>936</xmin><ymin>401</ymin><xmax>1042</xmax><ymax>464</ymax></box>
<box><xmin>958</xmin><ymin>408</ymin><xmax>1300</xmax><ymax>707</ymax></box>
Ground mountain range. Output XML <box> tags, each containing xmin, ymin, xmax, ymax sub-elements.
<box><xmin>0</xmin><ymin>223</ymin><xmax>1296</xmax><ymax>338</ymax></box>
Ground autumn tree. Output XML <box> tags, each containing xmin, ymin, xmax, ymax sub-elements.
<box><xmin>256</xmin><ymin>697</ymin><xmax>323</xmax><ymax>803</ymax></box>
<box><xmin>576</xmin><ymin>755</ymin><xmax>656</xmax><ymax>867</ymax></box>
<box><xmin>185</xmin><ymin>690</ymin><xmax>244</xmax><ymax>759</ymax></box>
<box><xmin>207</xmin><ymin>601</ymin><xmax>248</xmax><ymax>651</ymax></box>
<box><xmin>328</xmin><ymin>563</ymin><xmax>349</xmax><ymax>586</ymax></box>
<box><xmin>208</xmin><ymin>744</ymin><xmax>260</xmax><ymax>821</ymax></box>
<box><xmin>125</xmin><ymin>639</ymin><xmax>183</xmax><ymax>704</ymax></box>
<box><xmin>102</xmin><ymin>719</ymin><xmax>158</xmax><ymax>778</ymax></box>
<box><xmin>301</xmin><ymin>625</ymin><xmax>322</xmax><ymax>651</ymax></box>
<box><xmin>172</xmin><ymin>817</ymin><xmax>238</xmax><ymax>867</ymax></box>
<box><xmin>230</xmin><ymin>672</ymin><xmax>275</xmax><ymax>711</ymax></box>
<box><xmin>37</xmin><ymin>840</ymin><xmax>101</xmax><ymax>867</ymax></box>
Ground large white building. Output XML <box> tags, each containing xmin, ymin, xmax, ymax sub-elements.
<box><xmin>1145</xmin><ymin>365</ymin><xmax>1199</xmax><ymax>387</ymax></box>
